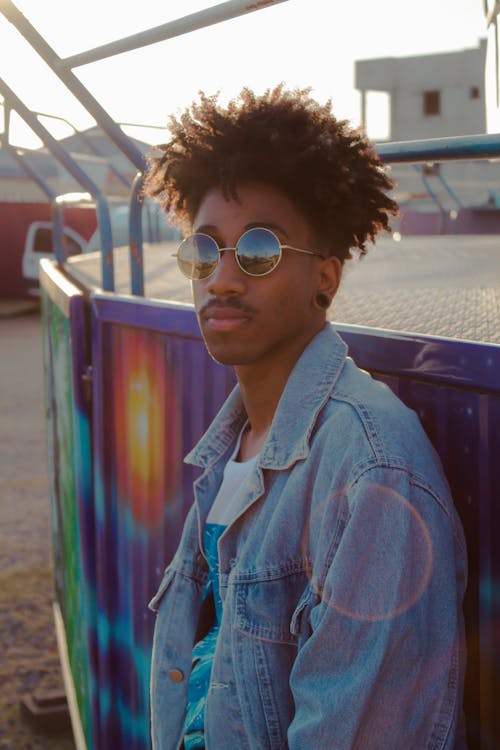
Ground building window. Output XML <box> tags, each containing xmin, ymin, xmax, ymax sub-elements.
<box><xmin>423</xmin><ymin>90</ymin><xmax>441</xmax><ymax>116</ymax></box>
<box><xmin>470</xmin><ymin>86</ymin><xmax>480</xmax><ymax>99</ymax></box>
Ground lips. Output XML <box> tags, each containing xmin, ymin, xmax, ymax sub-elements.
<box><xmin>201</xmin><ymin>303</ymin><xmax>253</xmax><ymax>332</ymax></box>
<box><xmin>205</xmin><ymin>309</ymin><xmax>251</xmax><ymax>332</ymax></box>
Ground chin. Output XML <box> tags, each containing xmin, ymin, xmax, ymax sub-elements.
<box><xmin>206</xmin><ymin>349</ymin><xmax>249</xmax><ymax>366</ymax></box>
<box><xmin>203</xmin><ymin>341</ymin><xmax>254</xmax><ymax>366</ymax></box>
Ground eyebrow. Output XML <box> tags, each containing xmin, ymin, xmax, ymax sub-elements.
<box><xmin>194</xmin><ymin>221</ymin><xmax>290</xmax><ymax>240</ymax></box>
<box><xmin>245</xmin><ymin>221</ymin><xmax>290</xmax><ymax>238</ymax></box>
<box><xmin>193</xmin><ymin>223</ymin><xmax>218</xmax><ymax>234</ymax></box>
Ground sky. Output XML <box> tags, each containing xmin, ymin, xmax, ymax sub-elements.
<box><xmin>0</xmin><ymin>0</ymin><xmax>488</xmax><ymax>148</ymax></box>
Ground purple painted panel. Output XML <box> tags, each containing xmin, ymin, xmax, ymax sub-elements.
<box><xmin>43</xmin><ymin>275</ymin><xmax>498</xmax><ymax>750</ymax></box>
<box><xmin>89</xmin><ymin>295</ymin><xmax>235</xmax><ymax>749</ymax></box>
<box><xmin>337</xmin><ymin>323</ymin><xmax>500</xmax><ymax>750</ymax></box>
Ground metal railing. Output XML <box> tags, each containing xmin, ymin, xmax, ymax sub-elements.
<box><xmin>0</xmin><ymin>102</ymin><xmax>66</xmax><ymax>260</ymax></box>
<box><xmin>0</xmin><ymin>80</ymin><xmax>115</xmax><ymax>288</ymax></box>
<box><xmin>0</xmin><ymin>0</ymin><xmax>290</xmax><ymax>295</ymax></box>
<box><xmin>3</xmin><ymin>0</ymin><xmax>500</xmax><ymax>294</ymax></box>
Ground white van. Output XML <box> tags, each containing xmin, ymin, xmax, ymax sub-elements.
<box><xmin>22</xmin><ymin>221</ymin><xmax>88</xmax><ymax>295</ymax></box>
<box><xmin>21</xmin><ymin>196</ymin><xmax>175</xmax><ymax>295</ymax></box>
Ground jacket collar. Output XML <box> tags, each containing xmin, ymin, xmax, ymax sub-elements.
<box><xmin>184</xmin><ymin>323</ymin><xmax>348</xmax><ymax>470</ymax></box>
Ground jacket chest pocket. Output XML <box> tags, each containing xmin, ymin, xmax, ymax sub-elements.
<box><xmin>234</xmin><ymin>569</ymin><xmax>309</xmax><ymax>646</ymax></box>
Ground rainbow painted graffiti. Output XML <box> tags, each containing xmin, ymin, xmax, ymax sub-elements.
<box><xmin>43</xmin><ymin>282</ymin><xmax>234</xmax><ymax>750</ymax></box>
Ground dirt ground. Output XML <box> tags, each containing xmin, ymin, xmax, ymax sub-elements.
<box><xmin>0</xmin><ymin>303</ymin><xmax>75</xmax><ymax>749</ymax></box>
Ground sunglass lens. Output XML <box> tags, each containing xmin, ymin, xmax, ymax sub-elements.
<box><xmin>236</xmin><ymin>228</ymin><xmax>281</xmax><ymax>276</ymax></box>
<box><xmin>177</xmin><ymin>234</ymin><xmax>219</xmax><ymax>279</ymax></box>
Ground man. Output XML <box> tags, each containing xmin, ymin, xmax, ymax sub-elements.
<box><xmin>145</xmin><ymin>86</ymin><xmax>467</xmax><ymax>749</ymax></box>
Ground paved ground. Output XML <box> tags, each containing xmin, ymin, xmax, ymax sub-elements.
<box><xmin>331</xmin><ymin>235</ymin><xmax>500</xmax><ymax>342</ymax></box>
<box><xmin>0</xmin><ymin>308</ymin><xmax>75</xmax><ymax>749</ymax></box>
<box><xmin>0</xmin><ymin>309</ymin><xmax>51</xmax><ymax>573</ymax></box>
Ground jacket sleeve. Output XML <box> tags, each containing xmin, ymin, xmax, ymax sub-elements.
<box><xmin>287</xmin><ymin>465</ymin><xmax>467</xmax><ymax>750</ymax></box>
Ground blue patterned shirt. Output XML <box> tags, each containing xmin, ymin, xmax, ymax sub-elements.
<box><xmin>183</xmin><ymin>432</ymin><xmax>258</xmax><ymax>749</ymax></box>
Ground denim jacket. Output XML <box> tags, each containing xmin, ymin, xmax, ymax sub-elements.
<box><xmin>149</xmin><ymin>324</ymin><xmax>467</xmax><ymax>750</ymax></box>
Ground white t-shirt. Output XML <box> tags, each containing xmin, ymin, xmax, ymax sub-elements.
<box><xmin>206</xmin><ymin>424</ymin><xmax>258</xmax><ymax>527</ymax></box>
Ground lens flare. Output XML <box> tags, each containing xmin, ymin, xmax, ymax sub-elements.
<box><xmin>302</xmin><ymin>483</ymin><xmax>434</xmax><ymax>622</ymax></box>
<box><xmin>111</xmin><ymin>326</ymin><xmax>182</xmax><ymax>527</ymax></box>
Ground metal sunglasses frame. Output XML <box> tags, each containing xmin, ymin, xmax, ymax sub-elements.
<box><xmin>173</xmin><ymin>227</ymin><xmax>324</xmax><ymax>279</ymax></box>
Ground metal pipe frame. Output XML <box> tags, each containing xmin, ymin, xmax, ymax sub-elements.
<box><xmin>0</xmin><ymin>0</ymin><xmax>289</xmax><ymax>173</ymax></box>
<box><xmin>128</xmin><ymin>173</ymin><xmax>145</xmax><ymax>296</ymax></box>
<box><xmin>1</xmin><ymin>103</ymin><xmax>65</xmax><ymax>261</ymax></box>
<box><xmin>410</xmin><ymin>163</ymin><xmax>462</xmax><ymax>222</ymax></box>
<box><xmin>485</xmin><ymin>0</ymin><xmax>500</xmax><ymax>27</ymax></box>
<box><xmin>0</xmin><ymin>79</ymin><xmax>115</xmax><ymax>290</ymax></box>
<box><xmin>8</xmin><ymin>148</ymin><xmax>65</xmax><ymax>262</ymax></box>
<box><xmin>435</xmin><ymin>171</ymin><xmax>463</xmax><ymax>210</ymax></box>
<box><xmin>2</xmin><ymin>104</ymin><xmax>54</xmax><ymax>202</ymax></box>
<box><xmin>3</xmin><ymin>0</ymin><xmax>500</xmax><ymax>294</ymax></box>
<box><xmin>33</xmin><ymin>110</ymin><xmax>130</xmax><ymax>188</ymax></box>
<box><xmin>377</xmin><ymin>132</ymin><xmax>500</xmax><ymax>163</ymax></box>
<box><xmin>0</xmin><ymin>0</ymin><xmax>145</xmax><ymax>172</ymax></box>
<box><xmin>57</xmin><ymin>0</ymin><xmax>289</xmax><ymax>68</ymax></box>
<box><xmin>412</xmin><ymin>165</ymin><xmax>447</xmax><ymax>234</ymax></box>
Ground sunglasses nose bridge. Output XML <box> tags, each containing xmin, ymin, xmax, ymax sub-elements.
<box><xmin>217</xmin><ymin>246</ymin><xmax>239</xmax><ymax>269</ymax></box>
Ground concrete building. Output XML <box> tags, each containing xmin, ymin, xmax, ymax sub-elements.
<box><xmin>356</xmin><ymin>40</ymin><xmax>487</xmax><ymax>141</ymax></box>
<box><xmin>354</xmin><ymin>40</ymin><xmax>500</xmax><ymax>236</ymax></box>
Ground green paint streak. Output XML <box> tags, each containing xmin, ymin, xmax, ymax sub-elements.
<box><xmin>42</xmin><ymin>292</ymin><xmax>93</xmax><ymax>749</ymax></box>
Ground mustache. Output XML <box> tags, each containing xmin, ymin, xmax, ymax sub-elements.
<box><xmin>199</xmin><ymin>298</ymin><xmax>256</xmax><ymax>316</ymax></box>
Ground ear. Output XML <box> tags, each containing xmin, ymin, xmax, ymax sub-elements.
<box><xmin>315</xmin><ymin>255</ymin><xmax>342</xmax><ymax>308</ymax></box>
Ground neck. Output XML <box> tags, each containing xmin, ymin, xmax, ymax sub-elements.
<box><xmin>236</xmin><ymin>365</ymin><xmax>288</xmax><ymax>439</ymax></box>
<box><xmin>234</xmin><ymin>363</ymin><xmax>286</xmax><ymax>462</ymax></box>
<box><xmin>234</xmin><ymin>324</ymin><xmax>322</xmax><ymax>438</ymax></box>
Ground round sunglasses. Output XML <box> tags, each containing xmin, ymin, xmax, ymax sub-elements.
<box><xmin>173</xmin><ymin>227</ymin><xmax>324</xmax><ymax>280</ymax></box>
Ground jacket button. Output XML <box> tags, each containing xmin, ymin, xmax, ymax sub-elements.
<box><xmin>168</xmin><ymin>668</ymin><xmax>184</xmax><ymax>683</ymax></box>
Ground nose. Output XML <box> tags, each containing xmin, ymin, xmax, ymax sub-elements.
<box><xmin>206</xmin><ymin>248</ymin><xmax>246</xmax><ymax>297</ymax></box>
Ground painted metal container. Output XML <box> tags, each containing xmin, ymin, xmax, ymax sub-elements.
<box><xmin>40</xmin><ymin>256</ymin><xmax>499</xmax><ymax>749</ymax></box>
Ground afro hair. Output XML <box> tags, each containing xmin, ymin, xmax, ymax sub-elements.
<box><xmin>144</xmin><ymin>85</ymin><xmax>398</xmax><ymax>263</ymax></box>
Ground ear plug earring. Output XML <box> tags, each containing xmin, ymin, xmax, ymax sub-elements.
<box><xmin>315</xmin><ymin>292</ymin><xmax>330</xmax><ymax>309</ymax></box>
